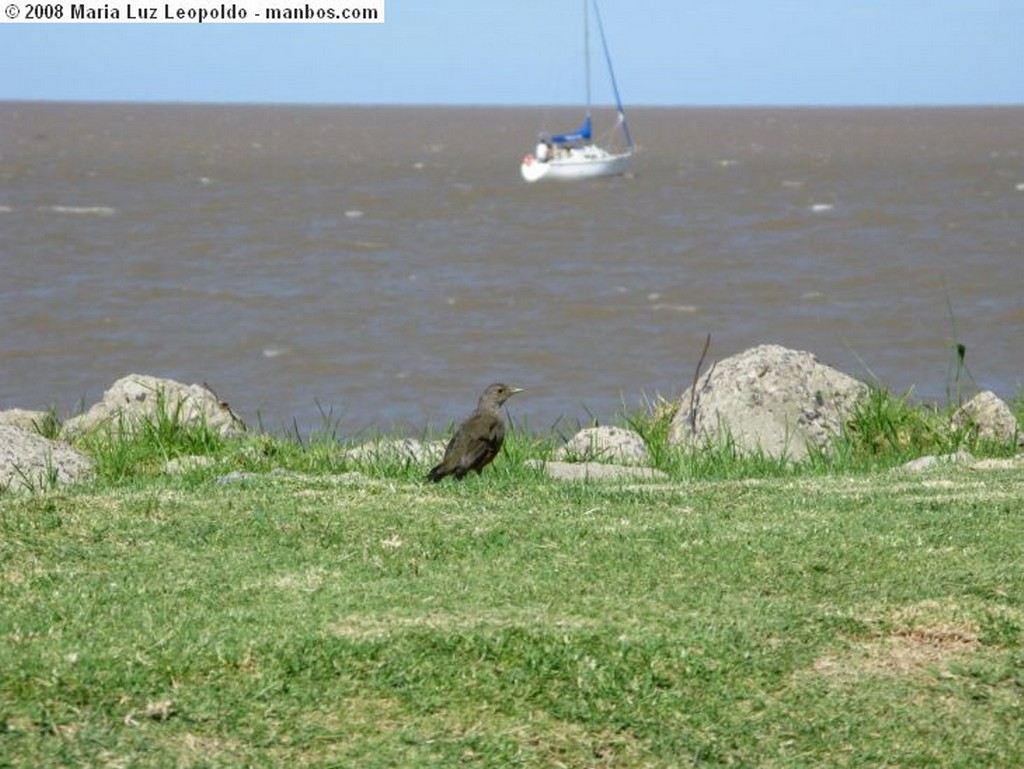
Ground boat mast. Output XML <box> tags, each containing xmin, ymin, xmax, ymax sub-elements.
<box><xmin>584</xmin><ymin>0</ymin><xmax>591</xmax><ymax>121</ymax></box>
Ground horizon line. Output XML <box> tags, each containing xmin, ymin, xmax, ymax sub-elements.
<box><xmin>4</xmin><ymin>97</ymin><xmax>1024</xmax><ymax>110</ymax></box>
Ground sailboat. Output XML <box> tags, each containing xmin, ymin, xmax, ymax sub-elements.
<box><xmin>520</xmin><ymin>0</ymin><xmax>634</xmax><ymax>183</ymax></box>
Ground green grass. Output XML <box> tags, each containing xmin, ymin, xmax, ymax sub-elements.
<box><xmin>2</xmin><ymin>469</ymin><xmax>1023</xmax><ymax>766</ymax></box>
<box><xmin>1</xmin><ymin>392</ymin><xmax>1022</xmax><ymax>766</ymax></box>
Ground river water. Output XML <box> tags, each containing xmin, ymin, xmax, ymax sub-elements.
<box><xmin>2</xmin><ymin>103</ymin><xmax>1022</xmax><ymax>436</ymax></box>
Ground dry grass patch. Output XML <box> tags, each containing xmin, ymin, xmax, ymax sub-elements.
<box><xmin>813</xmin><ymin>623</ymin><xmax>980</xmax><ymax>680</ymax></box>
<box><xmin>171</xmin><ymin>732</ymin><xmax>247</xmax><ymax>765</ymax></box>
<box><xmin>260</xmin><ymin>566</ymin><xmax>348</xmax><ymax>592</ymax></box>
<box><xmin>810</xmin><ymin>600</ymin><xmax>986</xmax><ymax>683</ymax></box>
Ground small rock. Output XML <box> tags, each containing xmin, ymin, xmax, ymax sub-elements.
<box><xmin>345</xmin><ymin>438</ymin><xmax>444</xmax><ymax>466</ymax></box>
<box><xmin>214</xmin><ymin>471</ymin><xmax>263</xmax><ymax>484</ymax></box>
<box><xmin>526</xmin><ymin>459</ymin><xmax>668</xmax><ymax>483</ymax></box>
<box><xmin>62</xmin><ymin>374</ymin><xmax>245</xmax><ymax>439</ymax></box>
<box><xmin>0</xmin><ymin>425</ymin><xmax>93</xmax><ymax>492</ymax></box>
<box><xmin>970</xmin><ymin>456</ymin><xmax>1024</xmax><ymax>471</ymax></box>
<box><xmin>554</xmin><ymin>426</ymin><xmax>651</xmax><ymax>466</ymax></box>
<box><xmin>0</xmin><ymin>408</ymin><xmax>54</xmax><ymax>434</ymax></box>
<box><xmin>951</xmin><ymin>391</ymin><xmax>1021</xmax><ymax>447</ymax></box>
<box><xmin>899</xmin><ymin>451</ymin><xmax>974</xmax><ymax>473</ymax></box>
<box><xmin>164</xmin><ymin>455</ymin><xmax>216</xmax><ymax>475</ymax></box>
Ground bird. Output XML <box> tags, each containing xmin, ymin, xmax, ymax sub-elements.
<box><xmin>427</xmin><ymin>383</ymin><xmax>524</xmax><ymax>482</ymax></box>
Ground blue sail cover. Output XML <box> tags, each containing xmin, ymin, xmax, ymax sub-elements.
<box><xmin>550</xmin><ymin>115</ymin><xmax>592</xmax><ymax>145</ymax></box>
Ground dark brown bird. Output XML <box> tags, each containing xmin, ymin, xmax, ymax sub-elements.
<box><xmin>427</xmin><ymin>383</ymin><xmax>524</xmax><ymax>482</ymax></box>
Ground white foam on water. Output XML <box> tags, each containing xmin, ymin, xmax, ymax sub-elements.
<box><xmin>344</xmin><ymin>209</ymin><xmax>364</xmax><ymax>219</ymax></box>
<box><xmin>350</xmin><ymin>240</ymin><xmax>389</xmax><ymax>251</ymax></box>
<box><xmin>810</xmin><ymin>203</ymin><xmax>834</xmax><ymax>213</ymax></box>
<box><xmin>262</xmin><ymin>348</ymin><xmax>290</xmax><ymax>359</ymax></box>
<box><xmin>39</xmin><ymin>205</ymin><xmax>118</xmax><ymax>216</ymax></box>
<box><xmin>650</xmin><ymin>304</ymin><xmax>698</xmax><ymax>313</ymax></box>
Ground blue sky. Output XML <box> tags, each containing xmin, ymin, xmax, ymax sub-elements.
<box><xmin>3</xmin><ymin>0</ymin><xmax>1023</xmax><ymax>105</ymax></box>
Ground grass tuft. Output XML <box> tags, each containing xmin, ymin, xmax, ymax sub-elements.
<box><xmin>74</xmin><ymin>389</ymin><xmax>226</xmax><ymax>483</ymax></box>
<box><xmin>839</xmin><ymin>387</ymin><xmax>952</xmax><ymax>463</ymax></box>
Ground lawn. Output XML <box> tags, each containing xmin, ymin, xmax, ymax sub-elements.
<box><xmin>2</xmin><ymin>454</ymin><xmax>1022</xmax><ymax>766</ymax></box>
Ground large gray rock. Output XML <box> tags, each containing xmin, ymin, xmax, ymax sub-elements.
<box><xmin>951</xmin><ymin>390</ymin><xmax>1021</xmax><ymax>447</ymax></box>
<box><xmin>553</xmin><ymin>426</ymin><xmax>651</xmax><ymax>466</ymax></box>
<box><xmin>62</xmin><ymin>374</ymin><xmax>245</xmax><ymax>438</ymax></box>
<box><xmin>0</xmin><ymin>425</ymin><xmax>93</xmax><ymax>492</ymax></box>
<box><xmin>668</xmin><ymin>344</ymin><xmax>869</xmax><ymax>461</ymax></box>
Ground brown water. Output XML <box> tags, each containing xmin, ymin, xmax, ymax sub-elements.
<box><xmin>2</xmin><ymin>102</ymin><xmax>1022</xmax><ymax>435</ymax></box>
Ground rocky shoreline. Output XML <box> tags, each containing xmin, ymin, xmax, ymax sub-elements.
<box><xmin>1</xmin><ymin>345</ymin><xmax>1020</xmax><ymax>492</ymax></box>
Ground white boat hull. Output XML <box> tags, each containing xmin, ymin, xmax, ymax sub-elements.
<box><xmin>520</xmin><ymin>146</ymin><xmax>632</xmax><ymax>183</ymax></box>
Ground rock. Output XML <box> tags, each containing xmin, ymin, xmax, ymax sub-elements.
<box><xmin>668</xmin><ymin>344</ymin><xmax>869</xmax><ymax>461</ymax></box>
<box><xmin>214</xmin><ymin>468</ymin><xmax>291</xmax><ymax>484</ymax></box>
<box><xmin>0</xmin><ymin>425</ymin><xmax>93</xmax><ymax>492</ymax></box>
<box><xmin>525</xmin><ymin>459</ymin><xmax>668</xmax><ymax>483</ymax></box>
<box><xmin>62</xmin><ymin>374</ymin><xmax>245</xmax><ymax>439</ymax></box>
<box><xmin>214</xmin><ymin>470</ymin><xmax>264</xmax><ymax>484</ymax></box>
<box><xmin>970</xmin><ymin>456</ymin><xmax>1024</xmax><ymax>471</ymax></box>
<box><xmin>344</xmin><ymin>438</ymin><xmax>444</xmax><ymax>466</ymax></box>
<box><xmin>213</xmin><ymin>469</ymin><xmax>365</xmax><ymax>485</ymax></box>
<box><xmin>0</xmin><ymin>409</ymin><xmax>54</xmax><ymax>434</ymax></box>
<box><xmin>553</xmin><ymin>426</ymin><xmax>651</xmax><ymax>466</ymax></box>
<box><xmin>951</xmin><ymin>391</ymin><xmax>1021</xmax><ymax>447</ymax></box>
<box><xmin>164</xmin><ymin>455</ymin><xmax>216</xmax><ymax>475</ymax></box>
<box><xmin>899</xmin><ymin>451</ymin><xmax>974</xmax><ymax>473</ymax></box>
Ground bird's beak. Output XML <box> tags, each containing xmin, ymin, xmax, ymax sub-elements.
<box><xmin>510</xmin><ymin>387</ymin><xmax>525</xmax><ymax>396</ymax></box>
